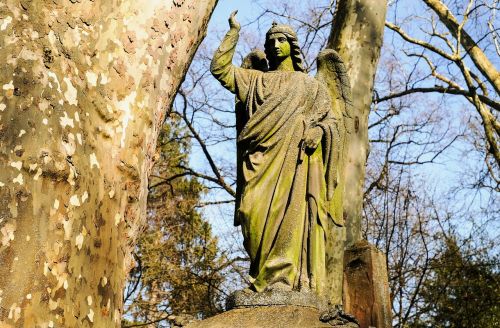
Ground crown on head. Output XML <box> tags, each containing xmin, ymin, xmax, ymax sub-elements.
<box><xmin>266</xmin><ymin>21</ymin><xmax>297</xmax><ymax>40</ymax></box>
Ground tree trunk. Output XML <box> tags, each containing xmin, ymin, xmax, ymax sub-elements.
<box><xmin>327</xmin><ymin>0</ymin><xmax>388</xmax><ymax>246</ymax></box>
<box><xmin>0</xmin><ymin>0</ymin><xmax>217</xmax><ymax>326</ymax></box>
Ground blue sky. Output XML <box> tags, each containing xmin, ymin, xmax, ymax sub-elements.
<box><xmin>209</xmin><ymin>0</ymin><xmax>257</xmax><ymax>28</ymax></box>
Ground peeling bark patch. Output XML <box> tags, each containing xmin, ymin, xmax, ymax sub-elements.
<box><xmin>47</xmin><ymin>71</ymin><xmax>62</xmax><ymax>93</ymax></box>
<box><xmin>8</xmin><ymin>303</ymin><xmax>21</xmax><ymax>322</ymax></box>
<box><xmin>0</xmin><ymin>16</ymin><xmax>12</xmax><ymax>30</ymax></box>
<box><xmin>3</xmin><ymin>80</ymin><xmax>14</xmax><ymax>91</ymax></box>
<box><xmin>33</xmin><ymin>168</ymin><xmax>42</xmax><ymax>180</ymax></box>
<box><xmin>69</xmin><ymin>194</ymin><xmax>80</xmax><ymax>206</ymax></box>
<box><xmin>86</xmin><ymin>72</ymin><xmax>98</xmax><ymax>87</ymax></box>
<box><xmin>10</xmin><ymin>161</ymin><xmax>22</xmax><ymax>170</ymax></box>
<box><xmin>63</xmin><ymin>26</ymin><xmax>81</xmax><ymax>49</ymax></box>
<box><xmin>100</xmin><ymin>73</ymin><xmax>108</xmax><ymax>85</ymax></box>
<box><xmin>59</xmin><ymin>111</ymin><xmax>74</xmax><ymax>128</ymax></box>
<box><xmin>88</xmin><ymin>308</ymin><xmax>94</xmax><ymax>322</ymax></box>
<box><xmin>13</xmin><ymin>173</ymin><xmax>24</xmax><ymax>185</ymax></box>
<box><xmin>114</xmin><ymin>213</ymin><xmax>121</xmax><ymax>226</ymax></box>
<box><xmin>75</xmin><ymin>233</ymin><xmax>84</xmax><ymax>250</ymax></box>
<box><xmin>90</xmin><ymin>153</ymin><xmax>100</xmax><ymax>169</ymax></box>
<box><xmin>63</xmin><ymin>78</ymin><xmax>78</xmax><ymax>105</ymax></box>
<box><xmin>1</xmin><ymin>223</ymin><xmax>16</xmax><ymax>246</ymax></box>
<box><xmin>82</xmin><ymin>191</ymin><xmax>89</xmax><ymax>203</ymax></box>
<box><xmin>48</xmin><ymin>30</ymin><xmax>57</xmax><ymax>46</ymax></box>
<box><xmin>116</xmin><ymin>91</ymin><xmax>136</xmax><ymax>148</ymax></box>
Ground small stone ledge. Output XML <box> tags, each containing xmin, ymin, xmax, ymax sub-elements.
<box><xmin>226</xmin><ymin>289</ymin><xmax>324</xmax><ymax>310</ymax></box>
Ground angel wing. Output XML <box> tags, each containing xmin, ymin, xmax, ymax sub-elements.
<box><xmin>315</xmin><ymin>49</ymin><xmax>353</xmax><ymax>306</ymax></box>
<box><xmin>234</xmin><ymin>50</ymin><xmax>268</xmax><ymax>226</ymax></box>
<box><xmin>316</xmin><ymin>49</ymin><xmax>353</xmax><ymax>134</ymax></box>
<box><xmin>314</xmin><ymin>48</ymin><xmax>353</xmax><ymax>222</ymax></box>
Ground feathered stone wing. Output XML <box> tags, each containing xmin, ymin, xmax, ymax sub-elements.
<box><xmin>315</xmin><ymin>49</ymin><xmax>353</xmax><ymax>225</ymax></box>
<box><xmin>316</xmin><ymin>49</ymin><xmax>353</xmax><ymax>135</ymax></box>
<box><xmin>315</xmin><ymin>48</ymin><xmax>353</xmax><ymax>306</ymax></box>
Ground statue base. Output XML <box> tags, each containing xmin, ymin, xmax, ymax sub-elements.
<box><xmin>186</xmin><ymin>305</ymin><xmax>359</xmax><ymax>328</ymax></box>
<box><xmin>226</xmin><ymin>289</ymin><xmax>326</xmax><ymax>310</ymax></box>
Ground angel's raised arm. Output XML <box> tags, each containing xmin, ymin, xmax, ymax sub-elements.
<box><xmin>210</xmin><ymin>11</ymin><xmax>241</xmax><ymax>94</ymax></box>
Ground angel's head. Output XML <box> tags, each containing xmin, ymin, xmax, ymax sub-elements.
<box><xmin>264</xmin><ymin>22</ymin><xmax>305</xmax><ymax>72</ymax></box>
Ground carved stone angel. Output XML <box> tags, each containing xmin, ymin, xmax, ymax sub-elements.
<box><xmin>211</xmin><ymin>11</ymin><xmax>353</xmax><ymax>306</ymax></box>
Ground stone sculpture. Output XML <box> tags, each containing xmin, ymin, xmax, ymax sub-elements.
<box><xmin>211</xmin><ymin>11</ymin><xmax>353</xmax><ymax>310</ymax></box>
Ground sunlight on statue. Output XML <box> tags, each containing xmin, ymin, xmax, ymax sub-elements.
<box><xmin>211</xmin><ymin>11</ymin><xmax>353</xmax><ymax>309</ymax></box>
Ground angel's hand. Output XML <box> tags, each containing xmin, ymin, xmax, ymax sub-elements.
<box><xmin>228</xmin><ymin>10</ymin><xmax>241</xmax><ymax>30</ymax></box>
<box><xmin>304</xmin><ymin>126</ymin><xmax>323</xmax><ymax>151</ymax></box>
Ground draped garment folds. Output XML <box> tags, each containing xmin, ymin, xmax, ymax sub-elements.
<box><xmin>211</xmin><ymin>27</ymin><xmax>345</xmax><ymax>296</ymax></box>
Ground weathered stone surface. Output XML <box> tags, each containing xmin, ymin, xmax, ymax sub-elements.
<box><xmin>226</xmin><ymin>290</ymin><xmax>324</xmax><ymax>310</ymax></box>
<box><xmin>211</xmin><ymin>11</ymin><xmax>351</xmax><ymax>305</ymax></box>
<box><xmin>343</xmin><ymin>240</ymin><xmax>392</xmax><ymax>328</ymax></box>
<box><xmin>186</xmin><ymin>306</ymin><xmax>334</xmax><ymax>328</ymax></box>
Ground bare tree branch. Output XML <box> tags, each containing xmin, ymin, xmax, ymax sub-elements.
<box><xmin>422</xmin><ymin>0</ymin><xmax>500</xmax><ymax>94</ymax></box>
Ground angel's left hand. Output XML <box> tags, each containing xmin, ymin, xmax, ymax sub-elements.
<box><xmin>304</xmin><ymin>126</ymin><xmax>323</xmax><ymax>151</ymax></box>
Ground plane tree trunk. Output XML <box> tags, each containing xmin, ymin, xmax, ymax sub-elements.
<box><xmin>0</xmin><ymin>0</ymin><xmax>217</xmax><ymax>326</ymax></box>
<box><xmin>327</xmin><ymin>0</ymin><xmax>388</xmax><ymax>246</ymax></box>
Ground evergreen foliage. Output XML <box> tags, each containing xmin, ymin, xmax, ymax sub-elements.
<box><xmin>410</xmin><ymin>239</ymin><xmax>500</xmax><ymax>327</ymax></box>
<box><xmin>122</xmin><ymin>121</ymin><xmax>225</xmax><ymax>327</ymax></box>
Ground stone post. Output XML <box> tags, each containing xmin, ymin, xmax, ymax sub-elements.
<box><xmin>343</xmin><ymin>240</ymin><xmax>392</xmax><ymax>328</ymax></box>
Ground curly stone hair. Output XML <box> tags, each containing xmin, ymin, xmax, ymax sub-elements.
<box><xmin>264</xmin><ymin>22</ymin><xmax>305</xmax><ymax>72</ymax></box>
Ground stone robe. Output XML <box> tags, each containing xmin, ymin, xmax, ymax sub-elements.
<box><xmin>211</xmin><ymin>27</ymin><xmax>345</xmax><ymax>295</ymax></box>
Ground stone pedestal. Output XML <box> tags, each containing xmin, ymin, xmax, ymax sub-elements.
<box><xmin>343</xmin><ymin>240</ymin><xmax>392</xmax><ymax>328</ymax></box>
<box><xmin>227</xmin><ymin>290</ymin><xmax>324</xmax><ymax>310</ymax></box>
<box><xmin>186</xmin><ymin>305</ymin><xmax>363</xmax><ymax>328</ymax></box>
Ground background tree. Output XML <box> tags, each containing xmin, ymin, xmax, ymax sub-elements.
<box><xmin>0</xmin><ymin>0</ymin><xmax>217</xmax><ymax>326</ymax></box>
<box><xmin>121</xmin><ymin>122</ymin><xmax>225</xmax><ymax>327</ymax></box>
<box><xmin>411</xmin><ymin>238</ymin><xmax>500</xmax><ymax>327</ymax></box>
<box><xmin>382</xmin><ymin>0</ymin><xmax>500</xmax><ymax>191</ymax></box>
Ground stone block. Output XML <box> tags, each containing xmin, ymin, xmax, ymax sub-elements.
<box><xmin>343</xmin><ymin>240</ymin><xmax>392</xmax><ymax>328</ymax></box>
<box><xmin>186</xmin><ymin>306</ymin><xmax>342</xmax><ymax>328</ymax></box>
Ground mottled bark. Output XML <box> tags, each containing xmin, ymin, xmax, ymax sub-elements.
<box><xmin>0</xmin><ymin>0</ymin><xmax>217</xmax><ymax>326</ymax></box>
<box><xmin>327</xmin><ymin>0</ymin><xmax>388</xmax><ymax>246</ymax></box>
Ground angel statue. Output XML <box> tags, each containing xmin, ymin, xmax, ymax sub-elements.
<box><xmin>211</xmin><ymin>11</ymin><xmax>353</xmax><ymax>309</ymax></box>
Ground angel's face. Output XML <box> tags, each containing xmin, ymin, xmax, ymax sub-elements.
<box><xmin>265</xmin><ymin>33</ymin><xmax>291</xmax><ymax>60</ymax></box>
